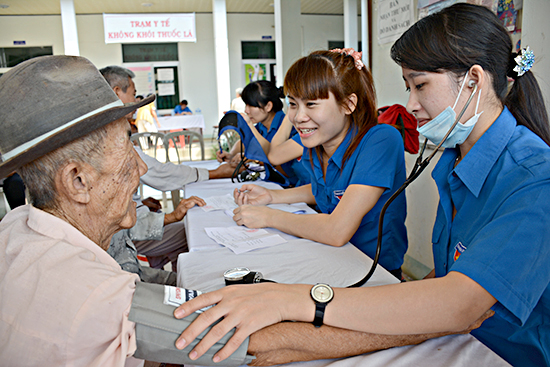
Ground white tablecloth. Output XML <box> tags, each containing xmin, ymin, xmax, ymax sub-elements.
<box><xmin>158</xmin><ymin>115</ymin><xmax>205</xmax><ymax>132</ymax></box>
<box><xmin>177</xmin><ymin>176</ymin><xmax>511</xmax><ymax>367</ymax></box>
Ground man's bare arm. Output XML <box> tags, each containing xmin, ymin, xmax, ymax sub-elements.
<box><xmin>247</xmin><ymin>310</ymin><xmax>494</xmax><ymax>366</ymax></box>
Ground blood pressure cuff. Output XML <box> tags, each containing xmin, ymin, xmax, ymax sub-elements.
<box><xmin>218</xmin><ymin>110</ymin><xmax>290</xmax><ymax>187</ymax></box>
<box><xmin>129</xmin><ymin>282</ymin><xmax>255</xmax><ymax>366</ymax></box>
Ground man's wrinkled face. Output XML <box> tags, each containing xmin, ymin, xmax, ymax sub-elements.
<box><xmin>89</xmin><ymin>118</ymin><xmax>147</xmax><ymax>230</ymax></box>
<box><xmin>116</xmin><ymin>77</ymin><xmax>137</xmax><ymax>104</ymax></box>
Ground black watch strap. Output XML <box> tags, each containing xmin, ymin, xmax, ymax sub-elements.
<box><xmin>313</xmin><ymin>302</ymin><xmax>327</xmax><ymax>328</ymax></box>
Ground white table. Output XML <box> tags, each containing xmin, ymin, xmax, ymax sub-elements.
<box><xmin>177</xmin><ymin>176</ymin><xmax>511</xmax><ymax>367</ymax></box>
<box><xmin>158</xmin><ymin>115</ymin><xmax>205</xmax><ymax>134</ymax></box>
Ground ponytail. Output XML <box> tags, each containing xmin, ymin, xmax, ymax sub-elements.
<box><xmin>505</xmin><ymin>69</ymin><xmax>550</xmax><ymax>146</ymax></box>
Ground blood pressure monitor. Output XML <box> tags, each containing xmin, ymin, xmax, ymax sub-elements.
<box><xmin>223</xmin><ymin>267</ymin><xmax>264</xmax><ymax>285</ymax></box>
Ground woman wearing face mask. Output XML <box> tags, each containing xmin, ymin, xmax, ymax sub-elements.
<box><xmin>173</xmin><ymin>5</ymin><xmax>549</xmax><ymax>367</ymax></box>
<box><xmin>217</xmin><ymin>80</ymin><xmax>309</xmax><ymax>186</ymax></box>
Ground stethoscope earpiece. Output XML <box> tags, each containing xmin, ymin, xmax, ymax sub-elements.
<box><xmin>468</xmin><ymin>80</ymin><xmax>476</xmax><ymax>88</ymax></box>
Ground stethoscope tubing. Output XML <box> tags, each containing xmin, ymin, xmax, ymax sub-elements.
<box><xmin>348</xmin><ymin>84</ymin><xmax>479</xmax><ymax>287</ymax></box>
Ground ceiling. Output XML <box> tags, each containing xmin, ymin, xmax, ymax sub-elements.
<box><xmin>0</xmin><ymin>0</ymin><xmax>359</xmax><ymax>16</ymax></box>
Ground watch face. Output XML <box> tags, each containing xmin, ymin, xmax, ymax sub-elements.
<box><xmin>311</xmin><ymin>284</ymin><xmax>334</xmax><ymax>303</ymax></box>
<box><xmin>224</xmin><ymin>267</ymin><xmax>250</xmax><ymax>281</ymax></box>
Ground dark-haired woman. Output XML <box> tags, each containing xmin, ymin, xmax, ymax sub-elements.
<box><xmin>217</xmin><ymin>80</ymin><xmax>308</xmax><ymax>186</ymax></box>
<box><xmin>174</xmin><ymin>5</ymin><xmax>549</xmax><ymax>366</ymax></box>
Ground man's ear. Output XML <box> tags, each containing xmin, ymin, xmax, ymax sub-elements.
<box><xmin>344</xmin><ymin>93</ymin><xmax>358</xmax><ymax>115</ymax></box>
<box><xmin>56</xmin><ymin>162</ymin><xmax>93</xmax><ymax>204</ymax></box>
<box><xmin>112</xmin><ymin>85</ymin><xmax>123</xmax><ymax>100</ymax></box>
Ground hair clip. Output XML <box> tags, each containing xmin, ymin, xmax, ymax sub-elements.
<box><xmin>513</xmin><ymin>46</ymin><xmax>535</xmax><ymax>77</ymax></box>
<box><xmin>330</xmin><ymin>48</ymin><xmax>364</xmax><ymax>70</ymax></box>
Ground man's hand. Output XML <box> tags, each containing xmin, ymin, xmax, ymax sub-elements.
<box><xmin>142</xmin><ymin>197</ymin><xmax>162</xmax><ymax>212</ymax></box>
<box><xmin>247</xmin><ymin>310</ymin><xmax>495</xmax><ymax>366</ymax></box>
<box><xmin>163</xmin><ymin>196</ymin><xmax>205</xmax><ymax>225</ymax></box>
<box><xmin>208</xmin><ymin>162</ymin><xmax>245</xmax><ymax>179</ymax></box>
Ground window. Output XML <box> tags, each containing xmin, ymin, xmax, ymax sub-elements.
<box><xmin>241</xmin><ymin>41</ymin><xmax>276</xmax><ymax>59</ymax></box>
<box><xmin>0</xmin><ymin>47</ymin><xmax>53</xmax><ymax>68</ymax></box>
<box><xmin>122</xmin><ymin>43</ymin><xmax>178</xmax><ymax>63</ymax></box>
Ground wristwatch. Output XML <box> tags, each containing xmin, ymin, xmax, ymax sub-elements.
<box><xmin>310</xmin><ymin>283</ymin><xmax>334</xmax><ymax>328</ymax></box>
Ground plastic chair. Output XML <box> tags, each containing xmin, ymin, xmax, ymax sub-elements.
<box><xmin>130</xmin><ymin>132</ymin><xmax>167</xmax><ymax>162</ymax></box>
<box><xmin>164</xmin><ymin>130</ymin><xmax>205</xmax><ymax>163</ymax></box>
<box><xmin>163</xmin><ymin>130</ymin><xmax>205</xmax><ymax>207</ymax></box>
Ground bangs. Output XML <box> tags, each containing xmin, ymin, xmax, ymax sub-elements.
<box><xmin>284</xmin><ymin>55</ymin><xmax>337</xmax><ymax>101</ymax></box>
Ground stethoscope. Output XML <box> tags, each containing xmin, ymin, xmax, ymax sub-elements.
<box><xmin>349</xmin><ymin>81</ymin><xmax>479</xmax><ymax>287</ymax></box>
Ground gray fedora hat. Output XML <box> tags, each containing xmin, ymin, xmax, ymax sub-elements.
<box><xmin>0</xmin><ymin>55</ymin><xmax>154</xmax><ymax>179</ymax></box>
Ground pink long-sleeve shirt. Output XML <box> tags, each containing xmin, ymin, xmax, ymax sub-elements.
<box><xmin>0</xmin><ymin>205</ymin><xmax>143</xmax><ymax>367</ymax></box>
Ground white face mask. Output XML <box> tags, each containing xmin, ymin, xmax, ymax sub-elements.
<box><xmin>418</xmin><ymin>76</ymin><xmax>483</xmax><ymax>148</ymax></box>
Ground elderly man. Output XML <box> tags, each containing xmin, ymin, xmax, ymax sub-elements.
<box><xmin>0</xmin><ymin>56</ymin><xmax>490</xmax><ymax>367</ymax></box>
<box><xmin>100</xmin><ymin>65</ymin><xmax>238</xmax><ymax>271</ymax></box>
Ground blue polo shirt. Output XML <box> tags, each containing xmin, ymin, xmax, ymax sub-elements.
<box><xmin>255</xmin><ymin>110</ymin><xmax>285</xmax><ymax>141</ymax></box>
<box><xmin>257</xmin><ymin>111</ymin><xmax>310</xmax><ymax>187</ymax></box>
<box><xmin>302</xmin><ymin>124</ymin><xmax>408</xmax><ymax>271</ymax></box>
<box><xmin>431</xmin><ymin>107</ymin><xmax>550</xmax><ymax>366</ymax></box>
<box><xmin>174</xmin><ymin>105</ymin><xmax>192</xmax><ymax>114</ymax></box>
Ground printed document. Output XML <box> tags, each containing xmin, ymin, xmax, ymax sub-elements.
<box><xmin>204</xmin><ymin>226</ymin><xmax>286</xmax><ymax>254</ymax></box>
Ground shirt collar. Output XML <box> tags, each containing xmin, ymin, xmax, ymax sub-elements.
<box><xmin>327</xmin><ymin>128</ymin><xmax>355</xmax><ymax>170</ymax></box>
<box><xmin>453</xmin><ymin>107</ymin><xmax>515</xmax><ymax>197</ymax></box>
<box><xmin>27</xmin><ymin>205</ymin><xmax>123</xmax><ymax>270</ymax></box>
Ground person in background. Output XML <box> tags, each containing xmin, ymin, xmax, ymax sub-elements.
<box><xmin>230</xmin><ymin>87</ymin><xmax>246</xmax><ymax>113</ymax></box>
<box><xmin>101</xmin><ymin>66</ymin><xmax>241</xmax><ymax>272</ymax></box>
<box><xmin>0</xmin><ymin>172</ymin><xmax>26</xmax><ymax>210</ymax></box>
<box><xmin>136</xmin><ymin>93</ymin><xmax>161</xmax><ymax>132</ymax></box>
<box><xmin>217</xmin><ymin>80</ymin><xmax>308</xmax><ymax>187</ymax></box>
<box><xmin>174</xmin><ymin>99</ymin><xmax>193</xmax><ymax>115</ymax></box>
<box><xmin>173</xmin><ymin>4</ymin><xmax>550</xmax><ymax>367</ymax></box>
<box><xmin>132</xmin><ymin>94</ymin><xmax>144</xmax><ymax>123</ymax></box>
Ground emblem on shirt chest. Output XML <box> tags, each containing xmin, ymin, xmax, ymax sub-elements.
<box><xmin>333</xmin><ymin>189</ymin><xmax>345</xmax><ymax>201</ymax></box>
<box><xmin>453</xmin><ymin>242</ymin><xmax>467</xmax><ymax>261</ymax></box>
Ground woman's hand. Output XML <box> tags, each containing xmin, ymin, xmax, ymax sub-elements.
<box><xmin>173</xmin><ymin>283</ymin><xmax>312</xmax><ymax>364</ymax></box>
<box><xmin>229</xmin><ymin>153</ymin><xmax>244</xmax><ymax>168</ymax></box>
<box><xmin>216</xmin><ymin>150</ymin><xmax>233</xmax><ymax>163</ymax></box>
<box><xmin>233</xmin><ymin>184</ymin><xmax>273</xmax><ymax>206</ymax></box>
<box><xmin>233</xmin><ymin>205</ymin><xmax>274</xmax><ymax>228</ymax></box>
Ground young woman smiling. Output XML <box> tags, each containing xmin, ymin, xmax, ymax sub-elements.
<box><xmin>232</xmin><ymin>49</ymin><xmax>408</xmax><ymax>278</ymax></box>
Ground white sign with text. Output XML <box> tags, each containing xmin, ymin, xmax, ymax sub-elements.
<box><xmin>377</xmin><ymin>0</ymin><xmax>414</xmax><ymax>45</ymax></box>
<box><xmin>103</xmin><ymin>13</ymin><xmax>196</xmax><ymax>44</ymax></box>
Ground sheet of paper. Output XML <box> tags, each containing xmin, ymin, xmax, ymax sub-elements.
<box><xmin>202</xmin><ymin>193</ymin><xmax>238</xmax><ymax>212</ymax></box>
<box><xmin>157</xmin><ymin>68</ymin><xmax>174</xmax><ymax>81</ymax></box>
<box><xmin>267</xmin><ymin>203</ymin><xmax>309</xmax><ymax>214</ymax></box>
<box><xmin>204</xmin><ymin>226</ymin><xmax>286</xmax><ymax>254</ymax></box>
<box><xmin>158</xmin><ymin>82</ymin><xmax>175</xmax><ymax>96</ymax></box>
<box><xmin>224</xmin><ymin>204</ymin><xmax>307</xmax><ymax>218</ymax></box>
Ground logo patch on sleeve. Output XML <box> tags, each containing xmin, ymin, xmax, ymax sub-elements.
<box><xmin>453</xmin><ymin>242</ymin><xmax>467</xmax><ymax>261</ymax></box>
<box><xmin>333</xmin><ymin>189</ymin><xmax>345</xmax><ymax>201</ymax></box>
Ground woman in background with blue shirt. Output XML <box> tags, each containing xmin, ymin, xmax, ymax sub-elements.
<box><xmin>217</xmin><ymin>80</ymin><xmax>308</xmax><ymax>186</ymax></box>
